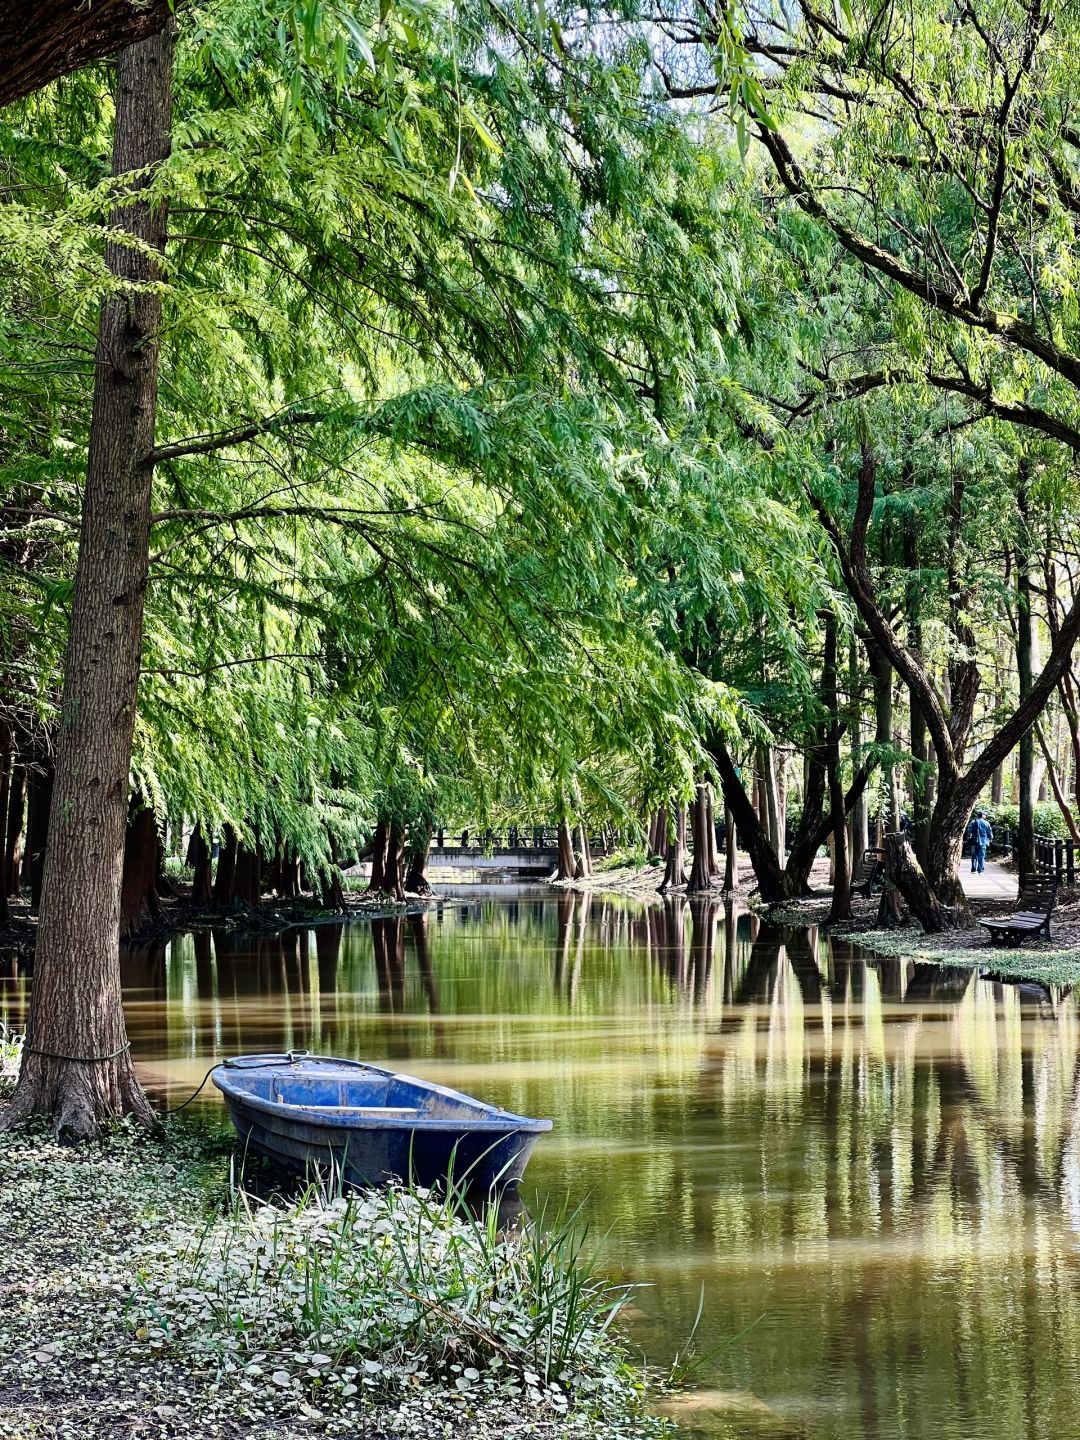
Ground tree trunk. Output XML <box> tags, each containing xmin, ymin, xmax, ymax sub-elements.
<box><xmin>233</xmin><ymin>841</ymin><xmax>262</xmax><ymax>907</ymax></box>
<box><xmin>1016</xmin><ymin>482</ymin><xmax>1036</xmax><ymax>888</ymax></box>
<box><xmin>0</xmin><ymin>730</ymin><xmax>10</xmax><ymax>925</ymax></box>
<box><xmin>119</xmin><ymin>804</ymin><xmax>161</xmax><ymax>938</ymax></box>
<box><xmin>848</xmin><ymin>636</ymin><xmax>869</xmax><ymax>863</ymax></box>
<box><xmin>213</xmin><ymin>824</ymin><xmax>239</xmax><ymax>907</ymax></box>
<box><xmin>722</xmin><ymin>804</ymin><xmax>739</xmax><ymax>892</ymax></box>
<box><xmin>573</xmin><ymin>823</ymin><xmax>592</xmax><ymax>879</ymax></box>
<box><xmin>884</xmin><ymin>832</ymin><xmax>965</xmax><ymax>932</ymax></box>
<box><xmin>705</xmin><ymin>786</ymin><xmax>720</xmax><ymax>877</ymax></box>
<box><xmin>4</xmin><ymin>760</ymin><xmax>24</xmax><ymax>897</ymax></box>
<box><xmin>556</xmin><ymin>817</ymin><xmax>575</xmax><ymax>881</ymax></box>
<box><xmin>711</xmin><ymin>741</ymin><xmax>786</xmax><ymax>901</ymax></box>
<box><xmin>387</xmin><ymin>819</ymin><xmax>406</xmax><ymax>901</ymax></box>
<box><xmin>1035</xmin><ymin>722</ymin><xmax>1080</xmax><ymax>841</ymax></box>
<box><xmin>0</xmin><ymin>0</ymin><xmax>173</xmax><ymax>109</ymax></box>
<box><xmin>23</xmin><ymin>757</ymin><xmax>53</xmax><ymax>910</ymax></box>
<box><xmin>405</xmin><ymin>827</ymin><xmax>433</xmax><ymax>895</ymax></box>
<box><xmin>687</xmin><ymin>782</ymin><xmax>712</xmax><ymax>893</ymax></box>
<box><xmin>2</xmin><ymin>22</ymin><xmax>174</xmax><ymax>1137</ymax></box>
<box><xmin>660</xmin><ymin>806</ymin><xmax>687</xmax><ymax>891</ymax></box>
<box><xmin>188</xmin><ymin>823</ymin><xmax>212</xmax><ymax>904</ymax></box>
<box><xmin>366</xmin><ymin>818</ymin><xmax>389</xmax><ymax>894</ymax></box>
<box><xmin>319</xmin><ymin>865</ymin><xmax>345</xmax><ymax>909</ymax></box>
<box><xmin>825</xmin><ymin>618</ymin><xmax>851</xmax><ymax>922</ymax></box>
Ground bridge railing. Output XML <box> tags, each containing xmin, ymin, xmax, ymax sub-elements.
<box><xmin>432</xmin><ymin>826</ymin><xmax>614</xmax><ymax>853</ymax></box>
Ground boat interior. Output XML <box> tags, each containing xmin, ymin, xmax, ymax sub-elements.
<box><xmin>230</xmin><ymin>1065</ymin><xmax>489</xmax><ymax>1119</ymax></box>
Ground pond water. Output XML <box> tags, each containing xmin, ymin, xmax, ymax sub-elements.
<box><xmin>4</xmin><ymin>889</ymin><xmax>1080</xmax><ymax>1439</ymax></box>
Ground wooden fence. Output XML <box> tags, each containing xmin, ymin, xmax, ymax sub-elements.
<box><xmin>1034</xmin><ymin>833</ymin><xmax>1079</xmax><ymax>884</ymax></box>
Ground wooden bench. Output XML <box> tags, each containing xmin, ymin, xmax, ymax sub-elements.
<box><xmin>850</xmin><ymin>847</ymin><xmax>886</xmax><ymax>898</ymax></box>
<box><xmin>979</xmin><ymin>877</ymin><xmax>1058</xmax><ymax>946</ymax></box>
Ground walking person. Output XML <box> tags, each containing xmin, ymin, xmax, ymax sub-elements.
<box><xmin>968</xmin><ymin>810</ymin><xmax>993</xmax><ymax>875</ymax></box>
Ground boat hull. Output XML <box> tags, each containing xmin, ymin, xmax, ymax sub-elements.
<box><xmin>213</xmin><ymin>1053</ymin><xmax>550</xmax><ymax>1194</ymax></box>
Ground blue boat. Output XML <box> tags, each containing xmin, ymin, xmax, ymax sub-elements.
<box><xmin>212</xmin><ymin>1052</ymin><xmax>552</xmax><ymax>1192</ymax></box>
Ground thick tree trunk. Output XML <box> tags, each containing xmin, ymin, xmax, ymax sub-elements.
<box><xmin>2</xmin><ymin>23</ymin><xmax>174</xmax><ymax>1137</ymax></box>
<box><xmin>687</xmin><ymin>782</ymin><xmax>712</xmax><ymax>893</ymax></box>
<box><xmin>188</xmin><ymin>823</ymin><xmax>212</xmax><ymax>904</ymax></box>
<box><xmin>0</xmin><ymin>0</ymin><xmax>173</xmax><ymax>108</ymax></box>
<box><xmin>366</xmin><ymin>818</ymin><xmax>390</xmax><ymax>894</ymax></box>
<box><xmin>233</xmin><ymin>841</ymin><xmax>262</xmax><ymax>907</ymax></box>
<box><xmin>23</xmin><ymin>757</ymin><xmax>53</xmax><ymax>910</ymax></box>
<box><xmin>405</xmin><ymin>827</ymin><xmax>433</xmax><ymax>895</ymax></box>
<box><xmin>119</xmin><ymin>804</ymin><xmax>161</xmax><ymax>938</ymax></box>
<box><xmin>884</xmin><ymin>832</ymin><xmax>965</xmax><ymax>932</ymax></box>
<box><xmin>213</xmin><ymin>824</ymin><xmax>239</xmax><ymax>907</ymax></box>
<box><xmin>4</xmin><ymin>760</ymin><xmax>24</xmax><ymax>897</ymax></box>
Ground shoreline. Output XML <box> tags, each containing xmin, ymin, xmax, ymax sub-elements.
<box><xmin>0</xmin><ymin>1107</ymin><xmax>674</xmax><ymax>1440</ymax></box>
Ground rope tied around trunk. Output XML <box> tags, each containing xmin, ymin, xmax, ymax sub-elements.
<box><xmin>23</xmin><ymin>1040</ymin><xmax>132</xmax><ymax>1064</ymax></box>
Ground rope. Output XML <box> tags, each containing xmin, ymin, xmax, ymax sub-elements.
<box><xmin>23</xmin><ymin>1040</ymin><xmax>131</xmax><ymax>1064</ymax></box>
<box><xmin>164</xmin><ymin>1062</ymin><xmax>222</xmax><ymax>1114</ymax></box>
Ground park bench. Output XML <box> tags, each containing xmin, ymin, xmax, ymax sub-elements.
<box><xmin>850</xmin><ymin>847</ymin><xmax>886</xmax><ymax>898</ymax></box>
<box><xmin>979</xmin><ymin>876</ymin><xmax>1058</xmax><ymax>946</ymax></box>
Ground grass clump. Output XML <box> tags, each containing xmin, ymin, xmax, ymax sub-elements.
<box><xmin>848</xmin><ymin>929</ymin><xmax>1080</xmax><ymax>984</ymax></box>
<box><xmin>134</xmin><ymin>1178</ymin><xmax>666</xmax><ymax>1431</ymax></box>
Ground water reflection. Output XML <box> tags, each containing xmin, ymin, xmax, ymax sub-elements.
<box><xmin>3</xmin><ymin>895</ymin><xmax>1080</xmax><ymax>1438</ymax></box>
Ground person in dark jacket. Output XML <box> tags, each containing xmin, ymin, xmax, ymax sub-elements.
<box><xmin>965</xmin><ymin>811</ymin><xmax>993</xmax><ymax>874</ymax></box>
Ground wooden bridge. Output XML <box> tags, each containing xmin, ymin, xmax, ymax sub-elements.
<box><xmin>428</xmin><ymin>826</ymin><xmax>608</xmax><ymax>876</ymax></box>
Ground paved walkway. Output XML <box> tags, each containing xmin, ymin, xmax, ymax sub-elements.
<box><xmin>960</xmin><ymin>858</ymin><xmax>1016</xmax><ymax>900</ymax></box>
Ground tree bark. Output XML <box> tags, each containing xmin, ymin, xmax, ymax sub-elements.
<box><xmin>0</xmin><ymin>729</ymin><xmax>10</xmax><ymax>925</ymax></box>
<box><xmin>884</xmin><ymin>832</ymin><xmax>965</xmax><ymax>932</ymax></box>
<box><xmin>119</xmin><ymin>803</ymin><xmax>161</xmax><ymax>938</ymax></box>
<box><xmin>0</xmin><ymin>0</ymin><xmax>173</xmax><ymax>108</ymax></box>
<box><xmin>2</xmin><ymin>22</ymin><xmax>174</xmax><ymax>1136</ymax></box>
<box><xmin>405</xmin><ymin>826</ymin><xmax>433</xmax><ymax>895</ymax></box>
<box><xmin>213</xmin><ymin>824</ymin><xmax>239</xmax><ymax>907</ymax></box>
<box><xmin>233</xmin><ymin>841</ymin><xmax>262</xmax><ymax>907</ymax></box>
<box><xmin>23</xmin><ymin>756</ymin><xmax>53</xmax><ymax>910</ymax></box>
<box><xmin>366</xmin><ymin>818</ymin><xmax>390</xmax><ymax>894</ymax></box>
<box><xmin>387</xmin><ymin>819</ymin><xmax>406</xmax><ymax>901</ymax></box>
<box><xmin>722</xmin><ymin>803</ymin><xmax>739</xmax><ymax>892</ymax></box>
<box><xmin>812</xmin><ymin>445</ymin><xmax>1080</xmax><ymax>914</ymax></box>
<box><xmin>711</xmin><ymin>742</ymin><xmax>786</xmax><ymax>900</ymax></box>
<box><xmin>687</xmin><ymin>782</ymin><xmax>712</xmax><ymax>892</ymax></box>
<box><xmin>556</xmin><ymin>817</ymin><xmax>575</xmax><ymax>881</ymax></box>
<box><xmin>1016</xmin><ymin>474</ymin><xmax>1036</xmax><ymax>887</ymax></box>
<box><xmin>188</xmin><ymin>823</ymin><xmax>212</xmax><ymax>904</ymax></box>
<box><xmin>4</xmin><ymin>760</ymin><xmax>25</xmax><ymax>897</ymax></box>
<box><xmin>660</xmin><ymin>806</ymin><xmax>688</xmax><ymax>891</ymax></box>
<box><xmin>573</xmin><ymin>823</ymin><xmax>592</xmax><ymax>879</ymax></box>
<box><xmin>825</xmin><ymin>617</ymin><xmax>851</xmax><ymax>922</ymax></box>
